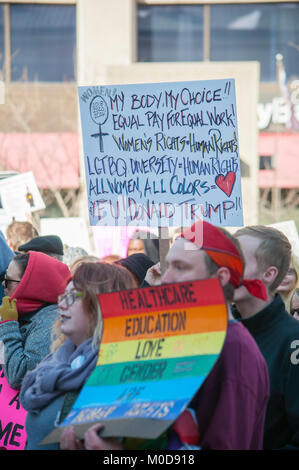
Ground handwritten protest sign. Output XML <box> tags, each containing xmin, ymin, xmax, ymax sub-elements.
<box><xmin>0</xmin><ymin>171</ymin><xmax>45</xmax><ymax>218</ymax></box>
<box><xmin>42</xmin><ymin>278</ymin><xmax>227</xmax><ymax>444</ymax></box>
<box><xmin>0</xmin><ymin>365</ymin><xmax>27</xmax><ymax>450</ymax></box>
<box><xmin>78</xmin><ymin>79</ymin><xmax>243</xmax><ymax>228</ymax></box>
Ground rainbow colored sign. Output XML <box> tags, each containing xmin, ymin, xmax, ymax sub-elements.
<box><xmin>44</xmin><ymin>278</ymin><xmax>227</xmax><ymax>443</ymax></box>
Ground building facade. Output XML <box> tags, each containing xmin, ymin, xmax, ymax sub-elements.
<box><xmin>0</xmin><ymin>0</ymin><xmax>298</xmax><ymax>226</ymax></box>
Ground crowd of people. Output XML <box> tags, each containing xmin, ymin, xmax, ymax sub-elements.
<box><xmin>0</xmin><ymin>218</ymin><xmax>299</xmax><ymax>451</ymax></box>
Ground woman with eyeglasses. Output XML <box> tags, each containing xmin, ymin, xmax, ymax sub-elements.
<box><xmin>20</xmin><ymin>261</ymin><xmax>135</xmax><ymax>450</ymax></box>
<box><xmin>0</xmin><ymin>251</ymin><xmax>70</xmax><ymax>389</ymax></box>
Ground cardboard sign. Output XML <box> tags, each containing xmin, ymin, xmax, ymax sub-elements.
<box><xmin>40</xmin><ymin>217</ymin><xmax>91</xmax><ymax>254</ymax></box>
<box><xmin>268</xmin><ymin>220</ymin><xmax>299</xmax><ymax>259</ymax></box>
<box><xmin>92</xmin><ymin>225</ymin><xmax>159</xmax><ymax>259</ymax></box>
<box><xmin>0</xmin><ymin>171</ymin><xmax>45</xmax><ymax>218</ymax></box>
<box><xmin>43</xmin><ymin>278</ymin><xmax>227</xmax><ymax>444</ymax></box>
<box><xmin>0</xmin><ymin>365</ymin><xmax>27</xmax><ymax>450</ymax></box>
<box><xmin>78</xmin><ymin>79</ymin><xmax>243</xmax><ymax>228</ymax></box>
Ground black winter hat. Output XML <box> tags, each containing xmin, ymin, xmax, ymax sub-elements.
<box><xmin>116</xmin><ymin>253</ymin><xmax>155</xmax><ymax>285</ymax></box>
<box><xmin>18</xmin><ymin>235</ymin><xmax>64</xmax><ymax>256</ymax></box>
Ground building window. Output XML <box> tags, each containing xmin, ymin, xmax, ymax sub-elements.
<box><xmin>0</xmin><ymin>5</ymin><xmax>4</xmax><ymax>75</ymax></box>
<box><xmin>10</xmin><ymin>4</ymin><xmax>76</xmax><ymax>82</ymax></box>
<box><xmin>137</xmin><ymin>2</ymin><xmax>299</xmax><ymax>83</ymax></box>
<box><xmin>138</xmin><ymin>5</ymin><xmax>204</xmax><ymax>62</ymax></box>
<box><xmin>259</xmin><ymin>155</ymin><xmax>273</xmax><ymax>170</ymax></box>
<box><xmin>210</xmin><ymin>3</ymin><xmax>299</xmax><ymax>82</ymax></box>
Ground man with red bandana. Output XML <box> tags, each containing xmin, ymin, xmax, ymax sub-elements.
<box><xmin>60</xmin><ymin>221</ymin><xmax>270</xmax><ymax>451</ymax></box>
<box><xmin>159</xmin><ymin>221</ymin><xmax>270</xmax><ymax>450</ymax></box>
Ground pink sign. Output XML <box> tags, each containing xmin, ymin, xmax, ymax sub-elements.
<box><xmin>92</xmin><ymin>225</ymin><xmax>155</xmax><ymax>259</ymax></box>
<box><xmin>0</xmin><ymin>365</ymin><xmax>27</xmax><ymax>450</ymax></box>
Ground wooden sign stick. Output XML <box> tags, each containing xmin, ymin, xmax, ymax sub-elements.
<box><xmin>158</xmin><ymin>226</ymin><xmax>170</xmax><ymax>275</ymax></box>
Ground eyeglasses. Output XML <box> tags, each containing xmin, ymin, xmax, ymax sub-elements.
<box><xmin>58</xmin><ymin>291</ymin><xmax>83</xmax><ymax>309</ymax></box>
<box><xmin>291</xmin><ymin>308</ymin><xmax>299</xmax><ymax>316</ymax></box>
<box><xmin>3</xmin><ymin>277</ymin><xmax>21</xmax><ymax>288</ymax></box>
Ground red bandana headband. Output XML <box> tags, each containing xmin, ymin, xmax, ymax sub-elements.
<box><xmin>180</xmin><ymin>221</ymin><xmax>268</xmax><ymax>301</ymax></box>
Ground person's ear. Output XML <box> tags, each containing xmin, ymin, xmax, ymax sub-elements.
<box><xmin>262</xmin><ymin>266</ymin><xmax>278</xmax><ymax>287</ymax></box>
<box><xmin>216</xmin><ymin>266</ymin><xmax>231</xmax><ymax>287</ymax></box>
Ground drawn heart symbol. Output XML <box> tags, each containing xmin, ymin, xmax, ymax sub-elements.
<box><xmin>215</xmin><ymin>172</ymin><xmax>236</xmax><ymax>197</ymax></box>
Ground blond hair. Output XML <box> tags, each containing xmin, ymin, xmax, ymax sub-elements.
<box><xmin>235</xmin><ymin>225</ymin><xmax>291</xmax><ymax>293</ymax></box>
<box><xmin>6</xmin><ymin>221</ymin><xmax>38</xmax><ymax>251</ymax></box>
<box><xmin>278</xmin><ymin>254</ymin><xmax>299</xmax><ymax>312</ymax></box>
<box><xmin>51</xmin><ymin>262</ymin><xmax>135</xmax><ymax>352</ymax></box>
<box><xmin>291</xmin><ymin>288</ymin><xmax>299</xmax><ymax>306</ymax></box>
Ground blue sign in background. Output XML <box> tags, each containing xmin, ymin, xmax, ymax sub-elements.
<box><xmin>78</xmin><ymin>79</ymin><xmax>243</xmax><ymax>227</ymax></box>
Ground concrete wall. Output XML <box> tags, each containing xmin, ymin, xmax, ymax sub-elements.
<box><xmin>0</xmin><ymin>83</ymin><xmax>77</xmax><ymax>132</ymax></box>
<box><xmin>77</xmin><ymin>0</ymin><xmax>136</xmax><ymax>85</ymax></box>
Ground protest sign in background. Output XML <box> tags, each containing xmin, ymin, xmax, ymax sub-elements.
<box><xmin>268</xmin><ymin>220</ymin><xmax>299</xmax><ymax>259</ymax></box>
<box><xmin>0</xmin><ymin>365</ymin><xmax>27</xmax><ymax>450</ymax></box>
<box><xmin>41</xmin><ymin>217</ymin><xmax>91</xmax><ymax>254</ymax></box>
<box><xmin>78</xmin><ymin>79</ymin><xmax>243</xmax><ymax>228</ymax></box>
<box><xmin>92</xmin><ymin>225</ymin><xmax>158</xmax><ymax>259</ymax></box>
<box><xmin>42</xmin><ymin>278</ymin><xmax>227</xmax><ymax>444</ymax></box>
<box><xmin>0</xmin><ymin>171</ymin><xmax>45</xmax><ymax>219</ymax></box>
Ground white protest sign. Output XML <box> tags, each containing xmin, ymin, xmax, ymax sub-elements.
<box><xmin>0</xmin><ymin>171</ymin><xmax>45</xmax><ymax>218</ymax></box>
<box><xmin>40</xmin><ymin>217</ymin><xmax>91</xmax><ymax>254</ymax></box>
<box><xmin>268</xmin><ymin>220</ymin><xmax>299</xmax><ymax>258</ymax></box>
<box><xmin>78</xmin><ymin>79</ymin><xmax>243</xmax><ymax>227</ymax></box>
